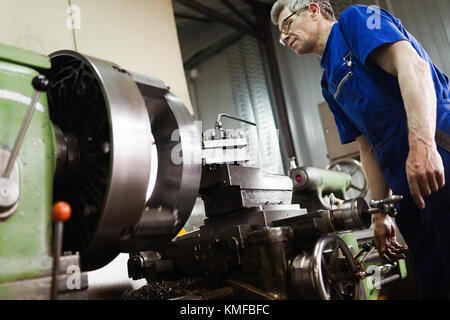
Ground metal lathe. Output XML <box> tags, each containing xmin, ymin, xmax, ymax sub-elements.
<box><xmin>0</xmin><ymin>43</ymin><xmax>407</xmax><ymax>300</ymax></box>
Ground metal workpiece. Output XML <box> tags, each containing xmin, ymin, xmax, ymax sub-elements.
<box><xmin>48</xmin><ymin>51</ymin><xmax>152</xmax><ymax>270</ymax></box>
<box><xmin>132</xmin><ymin>73</ymin><xmax>202</xmax><ymax>251</ymax></box>
<box><xmin>290</xmin><ymin>235</ymin><xmax>361</xmax><ymax>300</ymax></box>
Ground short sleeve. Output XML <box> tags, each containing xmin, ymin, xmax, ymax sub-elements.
<box><xmin>322</xmin><ymin>88</ymin><xmax>363</xmax><ymax>144</ymax></box>
<box><xmin>339</xmin><ymin>5</ymin><xmax>409</xmax><ymax>66</ymax></box>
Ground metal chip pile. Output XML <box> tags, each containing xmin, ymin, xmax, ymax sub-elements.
<box><xmin>123</xmin><ymin>278</ymin><xmax>203</xmax><ymax>300</ymax></box>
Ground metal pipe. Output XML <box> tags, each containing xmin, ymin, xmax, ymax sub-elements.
<box><xmin>373</xmin><ymin>274</ymin><xmax>401</xmax><ymax>289</ymax></box>
<box><xmin>51</xmin><ymin>222</ymin><xmax>63</xmax><ymax>299</ymax></box>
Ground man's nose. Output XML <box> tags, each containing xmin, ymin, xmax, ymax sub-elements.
<box><xmin>280</xmin><ymin>33</ymin><xmax>289</xmax><ymax>46</ymax></box>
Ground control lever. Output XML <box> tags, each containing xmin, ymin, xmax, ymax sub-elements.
<box><xmin>363</xmin><ymin>195</ymin><xmax>403</xmax><ymax>217</ymax></box>
<box><xmin>215</xmin><ymin>113</ymin><xmax>256</xmax><ymax>139</ymax></box>
<box><xmin>50</xmin><ymin>201</ymin><xmax>72</xmax><ymax>300</ymax></box>
<box><xmin>2</xmin><ymin>75</ymin><xmax>49</xmax><ymax>178</ymax></box>
<box><xmin>354</xmin><ymin>241</ymin><xmax>376</xmax><ymax>264</ymax></box>
<box><xmin>354</xmin><ymin>240</ymin><xmax>398</xmax><ymax>280</ymax></box>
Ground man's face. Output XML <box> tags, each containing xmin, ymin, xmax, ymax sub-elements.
<box><xmin>278</xmin><ymin>6</ymin><xmax>318</xmax><ymax>55</ymax></box>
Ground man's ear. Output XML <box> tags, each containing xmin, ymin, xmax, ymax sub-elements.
<box><xmin>309</xmin><ymin>3</ymin><xmax>321</xmax><ymax>20</ymax></box>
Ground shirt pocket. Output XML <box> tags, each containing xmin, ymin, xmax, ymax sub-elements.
<box><xmin>330</xmin><ymin>52</ymin><xmax>355</xmax><ymax>101</ymax></box>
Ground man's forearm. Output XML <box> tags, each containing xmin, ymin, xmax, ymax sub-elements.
<box><xmin>357</xmin><ymin>136</ymin><xmax>391</xmax><ymax>200</ymax></box>
<box><xmin>357</xmin><ymin>135</ymin><xmax>392</xmax><ymax>222</ymax></box>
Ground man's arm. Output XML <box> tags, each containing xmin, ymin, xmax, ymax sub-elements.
<box><xmin>357</xmin><ymin>135</ymin><xmax>407</xmax><ymax>261</ymax></box>
<box><xmin>357</xmin><ymin>135</ymin><xmax>390</xmax><ymax>200</ymax></box>
<box><xmin>370</xmin><ymin>40</ymin><xmax>446</xmax><ymax>209</ymax></box>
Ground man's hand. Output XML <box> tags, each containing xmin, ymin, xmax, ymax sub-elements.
<box><xmin>373</xmin><ymin>214</ymin><xmax>408</xmax><ymax>262</ymax></box>
<box><xmin>406</xmin><ymin>141</ymin><xmax>446</xmax><ymax>209</ymax></box>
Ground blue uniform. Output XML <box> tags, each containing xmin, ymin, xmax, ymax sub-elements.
<box><xmin>320</xmin><ymin>5</ymin><xmax>450</xmax><ymax>297</ymax></box>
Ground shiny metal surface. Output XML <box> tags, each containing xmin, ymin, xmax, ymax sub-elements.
<box><xmin>331</xmin><ymin>198</ymin><xmax>371</xmax><ymax>231</ymax></box>
<box><xmin>200</xmin><ymin>165</ymin><xmax>294</xmax><ymax>217</ymax></box>
<box><xmin>130</xmin><ymin>73</ymin><xmax>202</xmax><ymax>251</ymax></box>
<box><xmin>49</xmin><ymin>51</ymin><xmax>152</xmax><ymax>270</ymax></box>
<box><xmin>290</xmin><ymin>235</ymin><xmax>360</xmax><ymax>300</ymax></box>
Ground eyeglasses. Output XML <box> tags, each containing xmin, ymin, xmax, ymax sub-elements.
<box><xmin>279</xmin><ymin>7</ymin><xmax>307</xmax><ymax>46</ymax></box>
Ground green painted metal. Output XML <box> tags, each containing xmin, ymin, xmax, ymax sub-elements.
<box><xmin>398</xmin><ymin>259</ymin><xmax>408</xmax><ymax>279</ymax></box>
<box><xmin>316</xmin><ymin>172</ymin><xmax>351</xmax><ymax>200</ymax></box>
<box><xmin>0</xmin><ymin>43</ymin><xmax>51</xmax><ymax>71</ymax></box>
<box><xmin>340</xmin><ymin>232</ymin><xmax>408</xmax><ymax>300</ymax></box>
<box><xmin>0</xmin><ymin>44</ymin><xmax>56</xmax><ymax>289</ymax></box>
<box><xmin>339</xmin><ymin>232</ymin><xmax>380</xmax><ymax>300</ymax></box>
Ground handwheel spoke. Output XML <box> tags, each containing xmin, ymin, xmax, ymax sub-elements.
<box><xmin>321</xmin><ymin>254</ymin><xmax>333</xmax><ymax>278</ymax></box>
<box><xmin>349</xmin><ymin>166</ymin><xmax>359</xmax><ymax>176</ymax></box>
<box><xmin>350</xmin><ymin>184</ymin><xmax>363</xmax><ymax>192</ymax></box>
<box><xmin>328</xmin><ymin>242</ymin><xmax>340</xmax><ymax>269</ymax></box>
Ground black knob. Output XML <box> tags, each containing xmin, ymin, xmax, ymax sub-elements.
<box><xmin>32</xmin><ymin>74</ymin><xmax>50</xmax><ymax>92</ymax></box>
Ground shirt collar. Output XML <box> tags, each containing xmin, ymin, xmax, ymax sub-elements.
<box><xmin>320</xmin><ymin>23</ymin><xmax>338</xmax><ymax>68</ymax></box>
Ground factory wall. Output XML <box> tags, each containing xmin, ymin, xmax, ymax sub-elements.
<box><xmin>0</xmin><ymin>0</ymin><xmax>192</xmax><ymax>113</ymax></box>
<box><xmin>390</xmin><ymin>0</ymin><xmax>450</xmax><ymax>75</ymax></box>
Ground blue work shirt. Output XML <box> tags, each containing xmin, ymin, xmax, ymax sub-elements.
<box><xmin>321</xmin><ymin>5</ymin><xmax>450</xmax><ymax>196</ymax></box>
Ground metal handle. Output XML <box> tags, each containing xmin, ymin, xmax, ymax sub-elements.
<box><xmin>215</xmin><ymin>114</ymin><xmax>256</xmax><ymax>139</ymax></box>
<box><xmin>2</xmin><ymin>75</ymin><xmax>49</xmax><ymax>178</ymax></box>
<box><xmin>363</xmin><ymin>195</ymin><xmax>403</xmax><ymax>217</ymax></box>
<box><xmin>369</xmin><ymin>195</ymin><xmax>403</xmax><ymax>207</ymax></box>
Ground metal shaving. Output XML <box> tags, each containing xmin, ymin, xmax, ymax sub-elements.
<box><xmin>122</xmin><ymin>278</ymin><xmax>203</xmax><ymax>300</ymax></box>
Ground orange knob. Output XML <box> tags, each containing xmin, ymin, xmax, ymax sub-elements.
<box><xmin>51</xmin><ymin>201</ymin><xmax>72</xmax><ymax>222</ymax></box>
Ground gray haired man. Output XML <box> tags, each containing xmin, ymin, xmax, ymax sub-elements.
<box><xmin>271</xmin><ymin>0</ymin><xmax>450</xmax><ymax>299</ymax></box>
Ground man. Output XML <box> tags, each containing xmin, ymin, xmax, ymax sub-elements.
<box><xmin>271</xmin><ymin>0</ymin><xmax>450</xmax><ymax>299</ymax></box>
